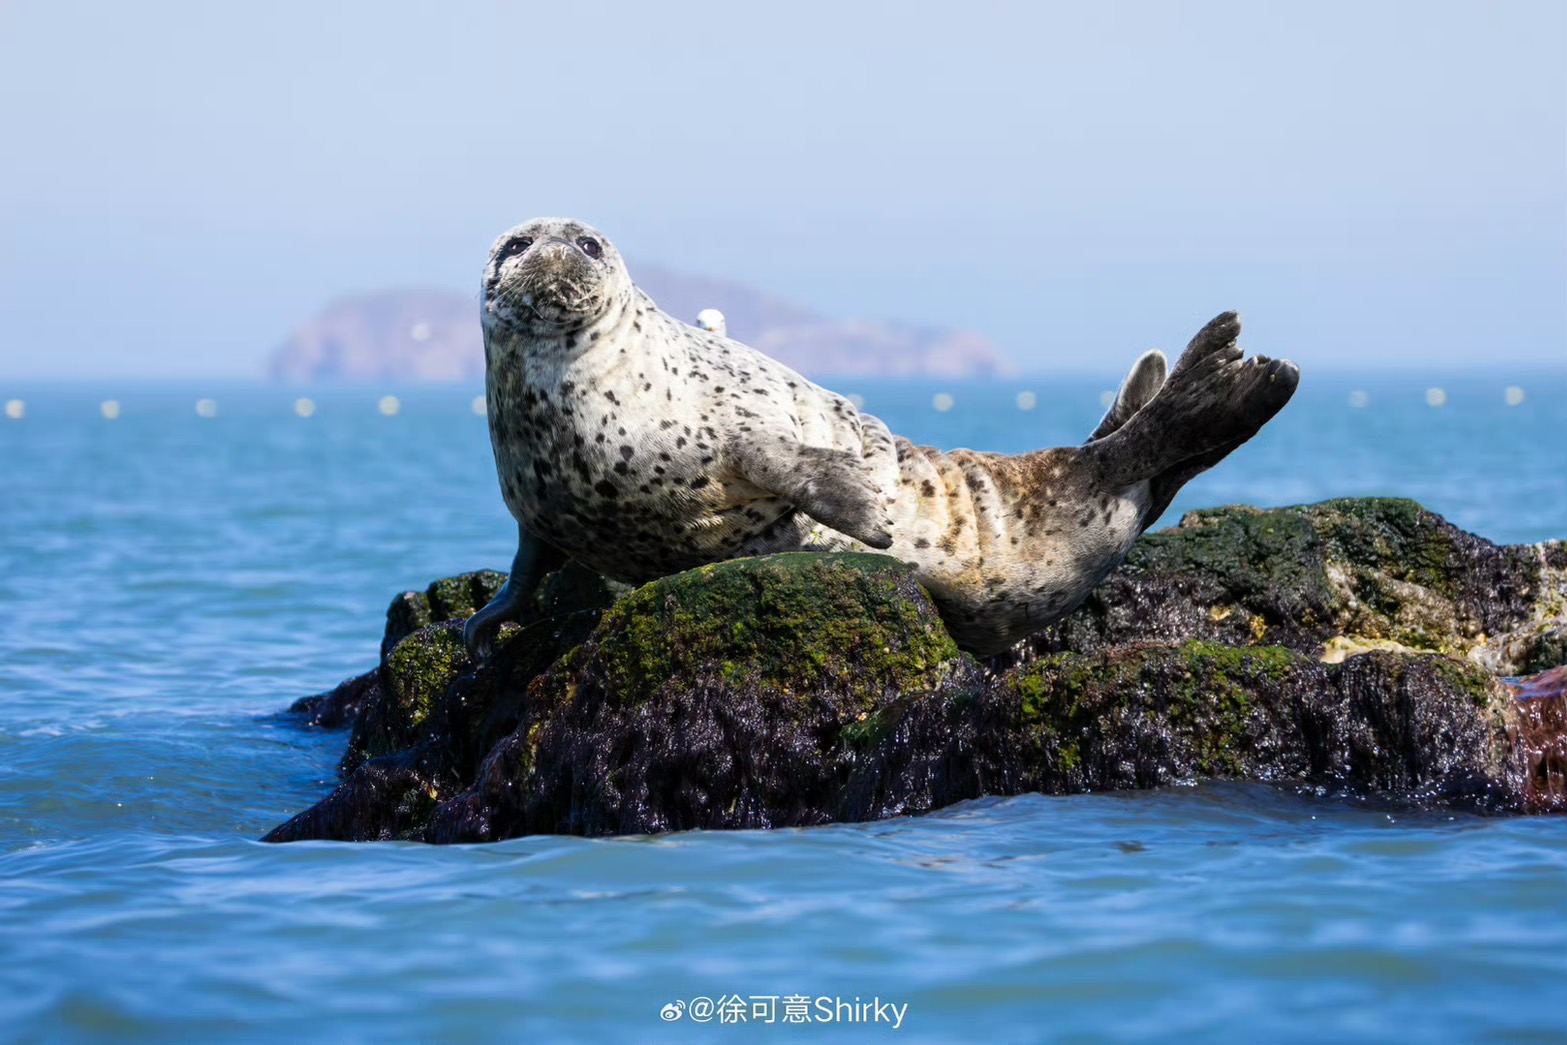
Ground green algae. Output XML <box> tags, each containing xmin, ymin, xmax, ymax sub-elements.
<box><xmin>1007</xmin><ymin>641</ymin><xmax>1309</xmax><ymax>780</ymax></box>
<box><xmin>343</xmin><ymin>623</ymin><xmax>473</xmax><ymax>772</ymax></box>
<box><xmin>384</xmin><ymin>626</ymin><xmax>470</xmax><ymax>730</ymax></box>
<box><xmin>572</xmin><ymin>552</ymin><xmax>961</xmax><ymax>708</ymax></box>
<box><xmin>1306</xmin><ymin>498</ymin><xmax>1459</xmax><ymax>597</ymax></box>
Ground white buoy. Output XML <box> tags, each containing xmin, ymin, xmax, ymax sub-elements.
<box><xmin>378</xmin><ymin>395</ymin><xmax>401</xmax><ymax>417</ymax></box>
<box><xmin>195</xmin><ymin>398</ymin><xmax>218</xmax><ymax>418</ymax></box>
<box><xmin>932</xmin><ymin>392</ymin><xmax>955</xmax><ymax>413</ymax></box>
<box><xmin>4</xmin><ymin>399</ymin><xmax>23</xmax><ymax>420</ymax></box>
<box><xmin>100</xmin><ymin>400</ymin><xmax>121</xmax><ymax>420</ymax></box>
<box><xmin>294</xmin><ymin>397</ymin><xmax>316</xmax><ymax>418</ymax></box>
<box><xmin>1348</xmin><ymin>390</ymin><xmax>1370</xmax><ymax>408</ymax></box>
<box><xmin>846</xmin><ymin>393</ymin><xmax>865</xmax><ymax>410</ymax></box>
<box><xmin>1425</xmin><ymin>387</ymin><xmax>1447</xmax><ymax>408</ymax></box>
<box><xmin>409</xmin><ymin>322</ymin><xmax>432</xmax><ymax>342</ymax></box>
<box><xmin>695</xmin><ymin>308</ymin><xmax>727</xmax><ymax>336</ymax></box>
<box><xmin>1504</xmin><ymin>385</ymin><xmax>1525</xmax><ymax>407</ymax></box>
<box><xmin>471</xmin><ymin>395</ymin><xmax>487</xmax><ymax>416</ymax></box>
<box><xmin>1016</xmin><ymin>390</ymin><xmax>1037</xmax><ymax>411</ymax></box>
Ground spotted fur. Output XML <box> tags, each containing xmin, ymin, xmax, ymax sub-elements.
<box><xmin>467</xmin><ymin>218</ymin><xmax>1299</xmax><ymax>657</ymax></box>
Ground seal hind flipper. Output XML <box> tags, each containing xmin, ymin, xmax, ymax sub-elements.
<box><xmin>1141</xmin><ymin>436</ymin><xmax>1247</xmax><ymax>531</ymax></box>
<box><xmin>1087</xmin><ymin>312</ymin><xmax>1298</xmax><ymax>489</ymax></box>
<box><xmin>1089</xmin><ymin>348</ymin><xmax>1168</xmax><ymax>441</ymax></box>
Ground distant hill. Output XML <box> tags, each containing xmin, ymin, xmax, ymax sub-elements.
<box><xmin>265</xmin><ymin>265</ymin><xmax>1014</xmax><ymax>382</ymax></box>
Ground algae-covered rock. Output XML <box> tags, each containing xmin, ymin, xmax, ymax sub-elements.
<box><xmin>1009</xmin><ymin>498</ymin><xmax>1567</xmax><ymax>676</ymax></box>
<box><xmin>268</xmin><ymin>572</ymin><xmax>619</xmax><ymax>843</ymax></box>
<box><xmin>268</xmin><ymin>500</ymin><xmax>1567</xmax><ymax>844</ymax></box>
<box><xmin>286</xmin><ymin>666</ymin><xmax>380</xmax><ymax>729</ymax></box>
<box><xmin>423</xmin><ymin>553</ymin><xmax>962</xmax><ymax>841</ymax></box>
<box><xmin>378</xmin><ymin>564</ymin><xmax>628</xmax><ymax>660</ymax></box>
<box><xmin>992</xmin><ymin>643</ymin><xmax>1527</xmax><ymax>808</ymax></box>
<box><xmin>262</xmin><ymin>741</ymin><xmax>457</xmax><ymax>844</ymax></box>
<box><xmin>382</xmin><ymin>570</ymin><xmax>507</xmax><ymax>661</ymax></box>
<box><xmin>341</xmin><ymin>621</ymin><xmax>470</xmax><ymax>774</ymax></box>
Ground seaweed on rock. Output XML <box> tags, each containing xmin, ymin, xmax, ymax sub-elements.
<box><xmin>264</xmin><ymin>500</ymin><xmax>1567</xmax><ymax>843</ymax></box>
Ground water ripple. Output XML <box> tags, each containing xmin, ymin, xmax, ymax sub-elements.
<box><xmin>0</xmin><ymin>379</ymin><xmax>1563</xmax><ymax>1042</ymax></box>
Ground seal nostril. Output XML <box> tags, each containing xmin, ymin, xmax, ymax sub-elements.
<box><xmin>577</xmin><ymin>237</ymin><xmax>602</xmax><ymax>259</ymax></box>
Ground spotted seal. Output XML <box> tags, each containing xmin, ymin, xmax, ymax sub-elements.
<box><xmin>464</xmin><ymin>217</ymin><xmax>1299</xmax><ymax>657</ymax></box>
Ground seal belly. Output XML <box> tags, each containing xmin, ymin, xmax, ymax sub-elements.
<box><xmin>883</xmin><ymin>441</ymin><xmax>1150</xmax><ymax>654</ymax></box>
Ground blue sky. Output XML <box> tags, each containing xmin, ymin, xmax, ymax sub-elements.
<box><xmin>1</xmin><ymin>0</ymin><xmax>1562</xmax><ymax>378</ymax></box>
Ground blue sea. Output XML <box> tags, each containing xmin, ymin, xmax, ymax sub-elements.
<box><xmin>1</xmin><ymin>371</ymin><xmax>1564</xmax><ymax>1043</ymax></box>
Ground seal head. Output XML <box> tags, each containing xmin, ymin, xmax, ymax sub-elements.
<box><xmin>483</xmin><ymin>218</ymin><xmax>632</xmax><ymax>338</ymax></box>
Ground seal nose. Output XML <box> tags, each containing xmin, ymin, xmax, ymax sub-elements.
<box><xmin>530</xmin><ymin>237</ymin><xmax>575</xmax><ymax>277</ymax></box>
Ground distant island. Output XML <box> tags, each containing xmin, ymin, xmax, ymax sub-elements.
<box><xmin>265</xmin><ymin>264</ymin><xmax>1015</xmax><ymax>382</ymax></box>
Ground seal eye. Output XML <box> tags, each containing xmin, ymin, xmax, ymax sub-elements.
<box><xmin>497</xmin><ymin>236</ymin><xmax>533</xmax><ymax>265</ymax></box>
<box><xmin>577</xmin><ymin>237</ymin><xmax>603</xmax><ymax>259</ymax></box>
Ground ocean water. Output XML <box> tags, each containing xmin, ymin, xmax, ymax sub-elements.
<box><xmin>1</xmin><ymin>371</ymin><xmax>1564</xmax><ymax>1043</ymax></box>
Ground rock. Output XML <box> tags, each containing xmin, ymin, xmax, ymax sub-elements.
<box><xmin>424</xmin><ymin>553</ymin><xmax>962</xmax><ymax>841</ymax></box>
<box><xmin>990</xmin><ymin>643</ymin><xmax>1528</xmax><ymax>809</ymax></box>
<box><xmin>286</xmin><ymin>666</ymin><xmax>379</xmax><ymax>729</ymax></box>
<box><xmin>1503</xmin><ymin>665</ymin><xmax>1567</xmax><ymax>811</ymax></box>
<box><xmin>1002</xmin><ymin>498</ymin><xmax>1567</xmax><ymax>676</ymax></box>
<box><xmin>266</xmin><ymin>500</ymin><xmax>1567</xmax><ymax>843</ymax></box>
<box><xmin>381</xmin><ymin>570</ymin><xmax>508</xmax><ymax>661</ymax></box>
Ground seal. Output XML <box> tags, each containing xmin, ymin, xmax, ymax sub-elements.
<box><xmin>464</xmin><ymin>217</ymin><xmax>1299</xmax><ymax>657</ymax></box>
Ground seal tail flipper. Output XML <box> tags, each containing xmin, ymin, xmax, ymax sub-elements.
<box><xmin>1086</xmin><ymin>311</ymin><xmax>1298</xmax><ymax>489</ymax></box>
<box><xmin>1140</xmin><ymin>436</ymin><xmax>1246</xmax><ymax>531</ymax></box>
<box><xmin>1088</xmin><ymin>349</ymin><xmax>1168</xmax><ymax>441</ymax></box>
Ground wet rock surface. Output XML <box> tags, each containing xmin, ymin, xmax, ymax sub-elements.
<box><xmin>1000</xmin><ymin>497</ymin><xmax>1567</xmax><ymax>675</ymax></box>
<box><xmin>265</xmin><ymin>499</ymin><xmax>1567</xmax><ymax>843</ymax></box>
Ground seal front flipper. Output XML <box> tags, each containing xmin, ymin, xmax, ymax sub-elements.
<box><xmin>1085</xmin><ymin>312</ymin><xmax>1298</xmax><ymax>489</ymax></box>
<box><xmin>725</xmin><ymin>436</ymin><xmax>895</xmax><ymax>549</ymax></box>
<box><xmin>462</xmin><ymin>525</ymin><xmax>568</xmax><ymax>661</ymax></box>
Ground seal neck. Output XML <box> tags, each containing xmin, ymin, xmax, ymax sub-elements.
<box><xmin>485</xmin><ymin>285</ymin><xmax>637</xmax><ymax>374</ymax></box>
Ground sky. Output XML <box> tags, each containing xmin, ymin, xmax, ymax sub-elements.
<box><xmin>0</xmin><ymin>0</ymin><xmax>1562</xmax><ymax>379</ymax></box>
